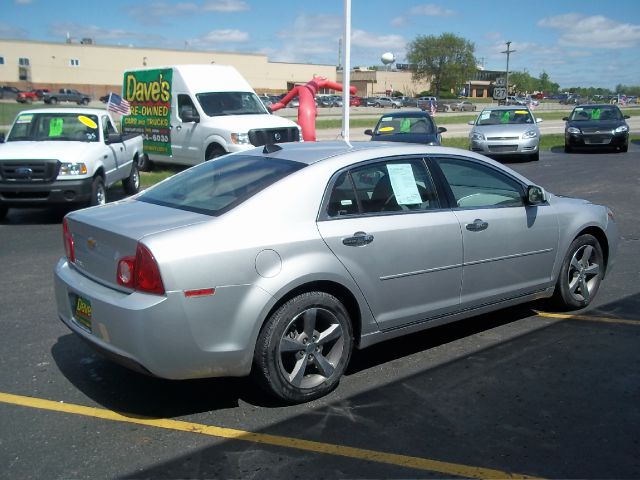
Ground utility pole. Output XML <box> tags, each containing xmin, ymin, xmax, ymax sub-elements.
<box><xmin>501</xmin><ymin>41</ymin><xmax>515</xmax><ymax>95</ymax></box>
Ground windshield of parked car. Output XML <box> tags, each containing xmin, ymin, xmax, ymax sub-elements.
<box><xmin>138</xmin><ymin>154</ymin><xmax>306</xmax><ymax>216</ymax></box>
<box><xmin>196</xmin><ymin>92</ymin><xmax>269</xmax><ymax>117</ymax></box>
<box><xmin>476</xmin><ymin>109</ymin><xmax>534</xmax><ymax>126</ymax></box>
<box><xmin>569</xmin><ymin>106</ymin><xmax>622</xmax><ymax>121</ymax></box>
<box><xmin>374</xmin><ymin>115</ymin><xmax>436</xmax><ymax>135</ymax></box>
<box><xmin>6</xmin><ymin>112</ymin><xmax>100</xmax><ymax>142</ymax></box>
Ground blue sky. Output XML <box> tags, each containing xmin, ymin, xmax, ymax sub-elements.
<box><xmin>3</xmin><ymin>0</ymin><xmax>640</xmax><ymax>89</ymax></box>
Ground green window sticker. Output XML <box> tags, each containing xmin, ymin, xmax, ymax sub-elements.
<box><xmin>400</xmin><ymin>118</ymin><xmax>411</xmax><ymax>133</ymax></box>
<box><xmin>591</xmin><ymin>108</ymin><xmax>601</xmax><ymax>120</ymax></box>
<box><xmin>49</xmin><ymin>118</ymin><xmax>64</xmax><ymax>137</ymax></box>
<box><xmin>500</xmin><ymin>111</ymin><xmax>510</xmax><ymax>123</ymax></box>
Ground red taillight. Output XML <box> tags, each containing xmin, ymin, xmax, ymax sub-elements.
<box><xmin>117</xmin><ymin>243</ymin><xmax>165</xmax><ymax>295</ymax></box>
<box><xmin>62</xmin><ymin>218</ymin><xmax>75</xmax><ymax>263</ymax></box>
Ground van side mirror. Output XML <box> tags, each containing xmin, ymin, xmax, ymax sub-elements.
<box><xmin>181</xmin><ymin>110</ymin><xmax>200</xmax><ymax>123</ymax></box>
<box><xmin>526</xmin><ymin>185</ymin><xmax>547</xmax><ymax>205</ymax></box>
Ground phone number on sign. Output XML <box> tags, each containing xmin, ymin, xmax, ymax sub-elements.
<box><xmin>143</xmin><ymin>134</ymin><xmax>169</xmax><ymax>142</ymax></box>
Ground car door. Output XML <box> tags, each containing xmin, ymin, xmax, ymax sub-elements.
<box><xmin>432</xmin><ymin>156</ymin><xmax>559</xmax><ymax>308</ymax></box>
<box><xmin>316</xmin><ymin>156</ymin><xmax>463</xmax><ymax>331</ymax></box>
<box><xmin>170</xmin><ymin>94</ymin><xmax>203</xmax><ymax>165</ymax></box>
<box><xmin>101</xmin><ymin>115</ymin><xmax>125</xmax><ymax>185</ymax></box>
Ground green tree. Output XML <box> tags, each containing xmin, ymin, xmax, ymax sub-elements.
<box><xmin>508</xmin><ymin>71</ymin><xmax>537</xmax><ymax>94</ymax></box>
<box><xmin>407</xmin><ymin>33</ymin><xmax>477</xmax><ymax>95</ymax></box>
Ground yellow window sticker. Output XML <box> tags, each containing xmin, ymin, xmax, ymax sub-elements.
<box><xmin>514</xmin><ymin>110</ymin><xmax>528</xmax><ymax>114</ymax></box>
<box><xmin>78</xmin><ymin>116</ymin><xmax>97</xmax><ymax>129</ymax></box>
<box><xmin>16</xmin><ymin>114</ymin><xmax>33</xmax><ymax>124</ymax></box>
<box><xmin>49</xmin><ymin>118</ymin><xmax>64</xmax><ymax>137</ymax></box>
<box><xmin>379</xmin><ymin>126</ymin><xmax>395</xmax><ymax>132</ymax></box>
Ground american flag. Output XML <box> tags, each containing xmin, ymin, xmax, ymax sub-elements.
<box><xmin>107</xmin><ymin>92</ymin><xmax>131</xmax><ymax>115</ymax></box>
<box><xmin>429</xmin><ymin>99</ymin><xmax>436</xmax><ymax>117</ymax></box>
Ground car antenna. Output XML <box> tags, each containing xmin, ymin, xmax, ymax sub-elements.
<box><xmin>263</xmin><ymin>143</ymin><xmax>283</xmax><ymax>154</ymax></box>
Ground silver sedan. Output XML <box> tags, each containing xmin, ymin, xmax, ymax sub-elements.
<box><xmin>469</xmin><ymin>106</ymin><xmax>542</xmax><ymax>161</ymax></box>
<box><xmin>54</xmin><ymin>142</ymin><xmax>618</xmax><ymax>403</ymax></box>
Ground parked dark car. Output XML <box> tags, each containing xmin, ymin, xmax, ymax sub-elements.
<box><xmin>563</xmin><ymin>104</ymin><xmax>629</xmax><ymax>153</ymax></box>
<box><xmin>0</xmin><ymin>86</ymin><xmax>21</xmax><ymax>100</ymax></box>
<box><xmin>364</xmin><ymin>111</ymin><xmax>446</xmax><ymax>145</ymax></box>
<box><xmin>43</xmin><ymin>88</ymin><xmax>91</xmax><ymax>105</ymax></box>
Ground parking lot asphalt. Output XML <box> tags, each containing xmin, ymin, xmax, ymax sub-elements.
<box><xmin>1</xmin><ymin>144</ymin><xmax>639</xmax><ymax>479</ymax></box>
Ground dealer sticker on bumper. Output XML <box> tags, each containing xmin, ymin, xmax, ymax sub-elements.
<box><xmin>74</xmin><ymin>296</ymin><xmax>92</xmax><ymax>332</ymax></box>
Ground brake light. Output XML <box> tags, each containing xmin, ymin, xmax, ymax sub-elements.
<box><xmin>117</xmin><ymin>243</ymin><xmax>165</xmax><ymax>295</ymax></box>
<box><xmin>62</xmin><ymin>218</ymin><xmax>75</xmax><ymax>263</ymax></box>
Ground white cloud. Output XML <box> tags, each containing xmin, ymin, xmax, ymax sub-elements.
<box><xmin>203</xmin><ymin>0</ymin><xmax>249</xmax><ymax>12</ymax></box>
<box><xmin>202</xmin><ymin>29</ymin><xmax>249</xmax><ymax>43</ymax></box>
<box><xmin>15</xmin><ymin>0</ymin><xmax>32</xmax><ymax>4</ymax></box>
<box><xmin>538</xmin><ymin>14</ymin><xmax>640</xmax><ymax>49</ymax></box>
<box><xmin>0</xmin><ymin>22</ymin><xmax>27</xmax><ymax>38</ymax></box>
<box><xmin>276</xmin><ymin>14</ymin><xmax>342</xmax><ymax>40</ymax></box>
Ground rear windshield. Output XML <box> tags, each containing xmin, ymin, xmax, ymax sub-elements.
<box><xmin>138</xmin><ymin>155</ymin><xmax>305</xmax><ymax>216</ymax></box>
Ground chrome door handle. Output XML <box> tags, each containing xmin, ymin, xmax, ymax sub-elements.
<box><xmin>466</xmin><ymin>219</ymin><xmax>489</xmax><ymax>231</ymax></box>
<box><xmin>342</xmin><ymin>231</ymin><xmax>374</xmax><ymax>247</ymax></box>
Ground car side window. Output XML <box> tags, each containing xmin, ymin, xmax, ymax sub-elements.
<box><xmin>436</xmin><ymin>158</ymin><xmax>524</xmax><ymax>208</ymax></box>
<box><xmin>326</xmin><ymin>158</ymin><xmax>440</xmax><ymax>218</ymax></box>
<box><xmin>102</xmin><ymin>116</ymin><xmax>116</xmax><ymax>140</ymax></box>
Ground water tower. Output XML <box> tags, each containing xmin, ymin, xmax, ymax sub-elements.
<box><xmin>381</xmin><ymin>52</ymin><xmax>395</xmax><ymax>71</ymax></box>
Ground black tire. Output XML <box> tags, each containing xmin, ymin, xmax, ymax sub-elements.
<box><xmin>552</xmin><ymin>234</ymin><xmax>604</xmax><ymax>310</ymax></box>
<box><xmin>205</xmin><ymin>144</ymin><xmax>226</xmax><ymax>161</ymax></box>
<box><xmin>0</xmin><ymin>205</ymin><xmax>8</xmax><ymax>220</ymax></box>
<box><xmin>253</xmin><ymin>291</ymin><xmax>353</xmax><ymax>403</ymax></box>
<box><xmin>529</xmin><ymin>151</ymin><xmax>540</xmax><ymax>162</ymax></box>
<box><xmin>374</xmin><ymin>103</ymin><xmax>381</xmax><ymax>108</ymax></box>
<box><xmin>137</xmin><ymin>153</ymin><xmax>153</xmax><ymax>172</ymax></box>
<box><xmin>81</xmin><ymin>98</ymin><xmax>89</xmax><ymax>105</ymax></box>
<box><xmin>49</xmin><ymin>97</ymin><xmax>58</xmax><ymax>105</ymax></box>
<box><xmin>620</xmin><ymin>143</ymin><xmax>628</xmax><ymax>153</ymax></box>
<box><xmin>122</xmin><ymin>162</ymin><xmax>140</xmax><ymax>195</ymax></box>
<box><xmin>89</xmin><ymin>176</ymin><xmax>106</xmax><ymax>207</ymax></box>
<box><xmin>564</xmin><ymin>144</ymin><xmax>572</xmax><ymax>153</ymax></box>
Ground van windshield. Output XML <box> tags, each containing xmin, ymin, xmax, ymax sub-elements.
<box><xmin>196</xmin><ymin>92</ymin><xmax>269</xmax><ymax>117</ymax></box>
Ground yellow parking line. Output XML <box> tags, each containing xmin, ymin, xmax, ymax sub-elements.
<box><xmin>535</xmin><ymin>311</ymin><xmax>640</xmax><ymax>326</ymax></box>
<box><xmin>0</xmin><ymin>391</ymin><xmax>539</xmax><ymax>479</ymax></box>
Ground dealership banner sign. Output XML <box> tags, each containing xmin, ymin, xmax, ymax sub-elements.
<box><xmin>122</xmin><ymin>68</ymin><xmax>172</xmax><ymax>156</ymax></box>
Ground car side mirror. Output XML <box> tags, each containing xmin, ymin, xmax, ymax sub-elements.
<box><xmin>106</xmin><ymin>133</ymin><xmax>123</xmax><ymax>144</ymax></box>
<box><xmin>526</xmin><ymin>185</ymin><xmax>547</xmax><ymax>205</ymax></box>
<box><xmin>467</xmin><ymin>120</ymin><xmax>475</xmax><ymax>125</ymax></box>
<box><xmin>181</xmin><ymin>110</ymin><xmax>200</xmax><ymax>123</ymax></box>
<box><xmin>0</xmin><ymin>133</ymin><xmax>5</xmax><ymax>143</ymax></box>
<box><xmin>437</xmin><ymin>127</ymin><xmax>447</xmax><ymax>134</ymax></box>
<box><xmin>536</xmin><ymin>118</ymin><xmax>543</xmax><ymax>123</ymax></box>
<box><xmin>562</xmin><ymin>117</ymin><xmax>569</xmax><ymax>121</ymax></box>
<box><xmin>364</xmin><ymin>129</ymin><xmax>373</xmax><ymax>136</ymax></box>
<box><xmin>624</xmin><ymin>115</ymin><xmax>630</xmax><ymax>119</ymax></box>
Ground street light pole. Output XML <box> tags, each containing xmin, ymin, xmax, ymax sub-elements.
<box><xmin>501</xmin><ymin>41</ymin><xmax>515</xmax><ymax>95</ymax></box>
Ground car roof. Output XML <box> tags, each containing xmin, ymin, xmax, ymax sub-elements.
<box><xmin>15</xmin><ymin>107</ymin><xmax>108</xmax><ymax>116</ymax></box>
<box><xmin>379</xmin><ymin>111</ymin><xmax>434</xmax><ymax>119</ymax></box>
<box><xmin>480</xmin><ymin>105</ymin><xmax>532</xmax><ymax>111</ymax></box>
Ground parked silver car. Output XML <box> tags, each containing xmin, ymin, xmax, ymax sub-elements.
<box><xmin>469</xmin><ymin>106</ymin><xmax>542</xmax><ymax>161</ymax></box>
<box><xmin>374</xmin><ymin>96</ymin><xmax>402</xmax><ymax>108</ymax></box>
<box><xmin>55</xmin><ymin>142</ymin><xmax>618</xmax><ymax>403</ymax></box>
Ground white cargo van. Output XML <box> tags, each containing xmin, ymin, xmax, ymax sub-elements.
<box><xmin>121</xmin><ymin>65</ymin><xmax>301</xmax><ymax>168</ymax></box>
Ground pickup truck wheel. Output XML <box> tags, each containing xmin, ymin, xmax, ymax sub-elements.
<box><xmin>122</xmin><ymin>162</ymin><xmax>140</xmax><ymax>195</ymax></box>
<box><xmin>90</xmin><ymin>176</ymin><xmax>106</xmax><ymax>206</ymax></box>
<box><xmin>49</xmin><ymin>98</ymin><xmax>58</xmax><ymax>105</ymax></box>
<box><xmin>137</xmin><ymin>153</ymin><xmax>153</xmax><ymax>172</ymax></box>
<box><xmin>205</xmin><ymin>145</ymin><xmax>226</xmax><ymax>161</ymax></box>
<box><xmin>81</xmin><ymin>98</ymin><xmax>89</xmax><ymax>105</ymax></box>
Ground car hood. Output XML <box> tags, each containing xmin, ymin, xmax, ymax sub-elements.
<box><xmin>472</xmin><ymin>124</ymin><xmax>538</xmax><ymax>136</ymax></box>
<box><xmin>371</xmin><ymin>133</ymin><xmax>440</xmax><ymax>145</ymax></box>
<box><xmin>0</xmin><ymin>140</ymin><xmax>103</xmax><ymax>162</ymax></box>
<box><xmin>566</xmin><ymin>119</ymin><xmax>626</xmax><ymax>130</ymax></box>
<box><xmin>201</xmin><ymin>114</ymin><xmax>298</xmax><ymax>131</ymax></box>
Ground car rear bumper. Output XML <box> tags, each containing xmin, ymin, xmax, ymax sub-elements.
<box><xmin>54</xmin><ymin>258</ymin><xmax>271</xmax><ymax>379</ymax></box>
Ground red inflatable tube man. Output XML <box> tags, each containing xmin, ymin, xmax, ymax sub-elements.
<box><xmin>269</xmin><ymin>75</ymin><xmax>357</xmax><ymax>142</ymax></box>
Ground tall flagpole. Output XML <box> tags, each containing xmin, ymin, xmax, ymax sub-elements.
<box><xmin>341</xmin><ymin>0</ymin><xmax>351</xmax><ymax>142</ymax></box>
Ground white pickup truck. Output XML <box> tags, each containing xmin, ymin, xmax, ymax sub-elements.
<box><xmin>0</xmin><ymin>108</ymin><xmax>145</xmax><ymax>219</ymax></box>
